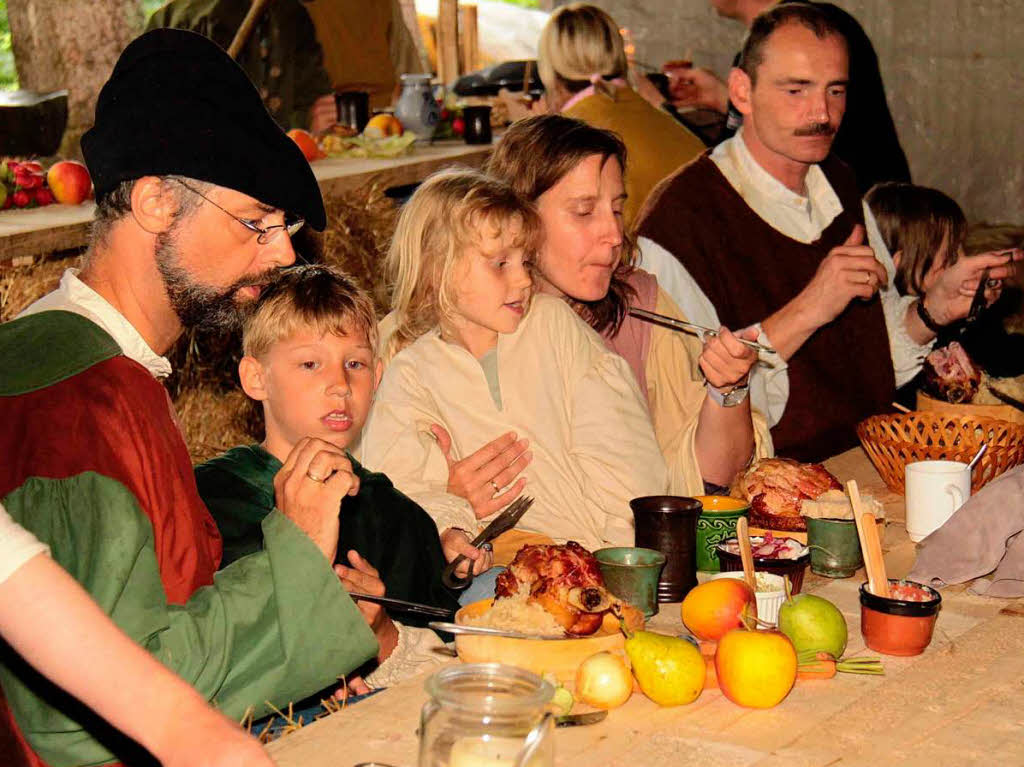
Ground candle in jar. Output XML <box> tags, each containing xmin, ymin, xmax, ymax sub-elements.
<box><xmin>448</xmin><ymin>736</ymin><xmax>548</xmax><ymax>767</ymax></box>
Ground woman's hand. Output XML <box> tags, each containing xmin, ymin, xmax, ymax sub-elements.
<box><xmin>699</xmin><ymin>326</ymin><xmax>759</xmax><ymax>391</ymax></box>
<box><xmin>922</xmin><ymin>248</ymin><xmax>1022</xmax><ymax>326</ymax></box>
<box><xmin>431</xmin><ymin>424</ymin><xmax>531</xmax><ymax>520</ymax></box>
<box><xmin>440</xmin><ymin>527</ymin><xmax>494</xmax><ymax>576</ymax></box>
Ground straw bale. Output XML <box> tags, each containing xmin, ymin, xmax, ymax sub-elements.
<box><xmin>319</xmin><ymin>182</ymin><xmax>398</xmax><ymax>315</ymax></box>
<box><xmin>0</xmin><ymin>252</ymin><xmax>82</xmax><ymax>322</ymax></box>
<box><xmin>174</xmin><ymin>386</ymin><xmax>263</xmax><ymax>464</ymax></box>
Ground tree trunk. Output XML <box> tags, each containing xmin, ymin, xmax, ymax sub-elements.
<box><xmin>7</xmin><ymin>0</ymin><xmax>143</xmax><ymax>157</ymax></box>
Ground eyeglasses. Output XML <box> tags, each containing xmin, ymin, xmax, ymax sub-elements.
<box><xmin>171</xmin><ymin>178</ymin><xmax>304</xmax><ymax>244</ymax></box>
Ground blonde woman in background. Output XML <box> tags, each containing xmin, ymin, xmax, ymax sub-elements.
<box><xmin>505</xmin><ymin>3</ymin><xmax>706</xmax><ymax>226</ymax></box>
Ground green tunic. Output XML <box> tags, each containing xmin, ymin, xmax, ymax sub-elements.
<box><xmin>146</xmin><ymin>0</ymin><xmax>333</xmax><ymax>130</ymax></box>
<box><xmin>196</xmin><ymin>445</ymin><xmax>462</xmax><ymax>628</ymax></box>
<box><xmin>0</xmin><ymin>311</ymin><xmax>378</xmax><ymax>767</ymax></box>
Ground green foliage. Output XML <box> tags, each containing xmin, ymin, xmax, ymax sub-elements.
<box><xmin>496</xmin><ymin>0</ymin><xmax>540</xmax><ymax>6</ymax></box>
<box><xmin>0</xmin><ymin>0</ymin><xmax>16</xmax><ymax>91</ymax></box>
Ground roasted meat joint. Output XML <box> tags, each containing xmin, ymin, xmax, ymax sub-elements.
<box><xmin>495</xmin><ymin>542</ymin><xmax>616</xmax><ymax>636</ymax></box>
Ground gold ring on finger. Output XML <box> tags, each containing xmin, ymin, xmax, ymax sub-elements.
<box><xmin>490</xmin><ymin>480</ymin><xmax>500</xmax><ymax>493</ymax></box>
<box><xmin>306</xmin><ymin>469</ymin><xmax>326</xmax><ymax>482</ymax></box>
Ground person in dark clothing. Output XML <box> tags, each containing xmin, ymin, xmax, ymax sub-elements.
<box><xmin>668</xmin><ymin>0</ymin><xmax>911</xmax><ymax>193</ymax></box>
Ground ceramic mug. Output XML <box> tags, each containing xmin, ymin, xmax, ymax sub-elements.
<box><xmin>693</xmin><ymin>495</ymin><xmax>749</xmax><ymax>572</ymax></box>
<box><xmin>594</xmin><ymin>547</ymin><xmax>666</xmax><ymax>618</ymax></box>
<box><xmin>905</xmin><ymin>460</ymin><xmax>971</xmax><ymax>542</ymax></box>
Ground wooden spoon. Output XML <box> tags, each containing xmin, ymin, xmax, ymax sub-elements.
<box><xmin>736</xmin><ymin>516</ymin><xmax>757</xmax><ymax>594</ymax></box>
<box><xmin>848</xmin><ymin>480</ymin><xmax>890</xmax><ymax>598</ymax></box>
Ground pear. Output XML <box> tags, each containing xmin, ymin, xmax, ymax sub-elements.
<box><xmin>777</xmin><ymin>593</ymin><xmax>848</xmax><ymax>659</ymax></box>
<box><xmin>624</xmin><ymin>630</ymin><xmax>705</xmax><ymax>707</ymax></box>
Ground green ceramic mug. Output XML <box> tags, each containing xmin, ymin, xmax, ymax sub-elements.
<box><xmin>694</xmin><ymin>495</ymin><xmax>750</xmax><ymax>572</ymax></box>
<box><xmin>594</xmin><ymin>547</ymin><xmax>666</xmax><ymax>618</ymax></box>
<box><xmin>807</xmin><ymin>517</ymin><xmax>863</xmax><ymax>578</ymax></box>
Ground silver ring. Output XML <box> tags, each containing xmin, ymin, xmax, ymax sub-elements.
<box><xmin>490</xmin><ymin>480</ymin><xmax>500</xmax><ymax>493</ymax></box>
<box><xmin>481</xmin><ymin>542</ymin><xmax>494</xmax><ymax>552</ymax></box>
<box><xmin>986</xmin><ymin>278</ymin><xmax>1001</xmax><ymax>289</ymax></box>
<box><xmin>306</xmin><ymin>469</ymin><xmax>326</xmax><ymax>482</ymax></box>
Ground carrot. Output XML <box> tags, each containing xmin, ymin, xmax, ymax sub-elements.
<box><xmin>796</xmin><ymin>657</ymin><xmax>837</xmax><ymax>680</ymax></box>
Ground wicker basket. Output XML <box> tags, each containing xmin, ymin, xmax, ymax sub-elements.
<box><xmin>857</xmin><ymin>412</ymin><xmax>1024</xmax><ymax>494</ymax></box>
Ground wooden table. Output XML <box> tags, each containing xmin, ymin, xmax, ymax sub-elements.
<box><xmin>266</xmin><ymin>447</ymin><xmax>1024</xmax><ymax>767</ymax></box>
<box><xmin>0</xmin><ymin>140</ymin><xmax>492</xmax><ymax>264</ymax></box>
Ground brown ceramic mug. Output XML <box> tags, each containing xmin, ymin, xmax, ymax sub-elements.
<box><xmin>629</xmin><ymin>496</ymin><xmax>701</xmax><ymax>602</ymax></box>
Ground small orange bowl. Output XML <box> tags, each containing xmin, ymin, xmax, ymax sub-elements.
<box><xmin>859</xmin><ymin>579</ymin><xmax>941</xmax><ymax>656</ymax></box>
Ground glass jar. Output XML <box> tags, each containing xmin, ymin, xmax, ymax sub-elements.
<box><xmin>419</xmin><ymin>664</ymin><xmax>554</xmax><ymax>767</ymax></box>
<box><xmin>395</xmin><ymin>73</ymin><xmax>440</xmax><ymax>141</ymax></box>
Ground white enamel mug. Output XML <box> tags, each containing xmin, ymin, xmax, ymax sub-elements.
<box><xmin>905</xmin><ymin>460</ymin><xmax>971</xmax><ymax>542</ymax></box>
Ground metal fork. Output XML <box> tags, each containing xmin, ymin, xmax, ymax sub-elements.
<box><xmin>441</xmin><ymin>496</ymin><xmax>534</xmax><ymax>590</ymax></box>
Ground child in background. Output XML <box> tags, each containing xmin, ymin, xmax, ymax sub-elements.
<box><xmin>196</xmin><ymin>265</ymin><xmax>489</xmax><ymax>687</ymax></box>
<box><xmin>865</xmin><ymin>182</ymin><xmax>1024</xmax><ymax>401</ymax></box>
<box><xmin>361</xmin><ymin>169</ymin><xmax>668</xmax><ymax>558</ymax></box>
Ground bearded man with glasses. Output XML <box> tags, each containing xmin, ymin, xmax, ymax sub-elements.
<box><xmin>0</xmin><ymin>29</ymin><xmax>384</xmax><ymax>767</ymax></box>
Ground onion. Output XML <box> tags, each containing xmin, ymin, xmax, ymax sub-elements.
<box><xmin>574</xmin><ymin>652</ymin><xmax>632</xmax><ymax>709</ymax></box>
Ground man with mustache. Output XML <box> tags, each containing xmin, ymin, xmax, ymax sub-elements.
<box><xmin>0</xmin><ymin>29</ymin><xmax>385</xmax><ymax>767</ymax></box>
<box><xmin>670</xmin><ymin>0</ymin><xmax>910</xmax><ymax>195</ymax></box>
<box><xmin>637</xmin><ymin>4</ymin><xmax>942</xmax><ymax>460</ymax></box>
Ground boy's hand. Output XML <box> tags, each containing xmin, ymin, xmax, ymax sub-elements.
<box><xmin>274</xmin><ymin>437</ymin><xmax>358</xmax><ymax>563</ymax></box>
<box><xmin>431</xmin><ymin>424</ymin><xmax>531</xmax><ymax>520</ymax></box>
<box><xmin>440</xmin><ymin>528</ymin><xmax>494</xmax><ymax>576</ymax></box>
<box><xmin>335</xmin><ymin>552</ymin><xmax>399</xmax><ymax>662</ymax></box>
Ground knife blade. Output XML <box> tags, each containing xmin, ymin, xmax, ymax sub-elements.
<box><xmin>555</xmin><ymin>711</ymin><xmax>608</xmax><ymax>728</ymax></box>
<box><xmin>987</xmin><ymin>384</ymin><xmax>1024</xmax><ymax>413</ymax></box>
<box><xmin>966</xmin><ymin>267</ymin><xmax>990</xmax><ymax>324</ymax></box>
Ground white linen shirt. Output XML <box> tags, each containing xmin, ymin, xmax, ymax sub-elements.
<box><xmin>639</xmin><ymin>129</ymin><xmax>932</xmax><ymax>427</ymax></box>
<box><xmin>0</xmin><ymin>502</ymin><xmax>49</xmax><ymax>585</ymax></box>
<box><xmin>19</xmin><ymin>269</ymin><xmax>172</xmax><ymax>380</ymax></box>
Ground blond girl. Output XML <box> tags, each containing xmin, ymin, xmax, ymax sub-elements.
<box><xmin>362</xmin><ymin>169</ymin><xmax>668</xmax><ymax>556</ymax></box>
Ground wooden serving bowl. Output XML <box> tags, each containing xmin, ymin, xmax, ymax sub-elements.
<box><xmin>453</xmin><ymin>599</ymin><xmax>645</xmax><ymax>683</ymax></box>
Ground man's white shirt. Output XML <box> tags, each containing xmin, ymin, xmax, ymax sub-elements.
<box><xmin>639</xmin><ymin>128</ymin><xmax>932</xmax><ymax>427</ymax></box>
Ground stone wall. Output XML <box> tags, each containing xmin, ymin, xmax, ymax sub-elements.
<box><xmin>554</xmin><ymin>0</ymin><xmax>1023</xmax><ymax>224</ymax></box>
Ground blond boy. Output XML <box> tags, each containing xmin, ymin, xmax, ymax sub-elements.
<box><xmin>196</xmin><ymin>265</ymin><xmax>490</xmax><ymax>685</ymax></box>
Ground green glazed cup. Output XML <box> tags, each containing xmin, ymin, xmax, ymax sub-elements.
<box><xmin>595</xmin><ymin>547</ymin><xmax>666</xmax><ymax>618</ymax></box>
<box><xmin>694</xmin><ymin>495</ymin><xmax>750</xmax><ymax>572</ymax></box>
<box><xmin>807</xmin><ymin>517</ymin><xmax>863</xmax><ymax>578</ymax></box>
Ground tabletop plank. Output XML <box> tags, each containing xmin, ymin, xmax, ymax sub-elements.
<box><xmin>0</xmin><ymin>141</ymin><xmax>492</xmax><ymax>264</ymax></box>
<box><xmin>266</xmin><ymin>447</ymin><xmax>1024</xmax><ymax>767</ymax></box>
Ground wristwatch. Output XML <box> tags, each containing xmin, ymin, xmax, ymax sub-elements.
<box><xmin>708</xmin><ymin>383</ymin><xmax>750</xmax><ymax>407</ymax></box>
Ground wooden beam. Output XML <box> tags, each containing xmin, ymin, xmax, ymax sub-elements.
<box><xmin>436</xmin><ymin>0</ymin><xmax>460</xmax><ymax>84</ymax></box>
<box><xmin>458</xmin><ymin>4</ymin><xmax>479</xmax><ymax>75</ymax></box>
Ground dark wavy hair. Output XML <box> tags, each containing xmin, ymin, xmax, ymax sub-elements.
<box><xmin>739</xmin><ymin>2</ymin><xmax>847</xmax><ymax>85</ymax></box>
<box><xmin>485</xmin><ymin>114</ymin><xmax>637</xmax><ymax>337</ymax></box>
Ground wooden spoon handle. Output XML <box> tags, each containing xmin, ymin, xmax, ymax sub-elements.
<box><xmin>860</xmin><ymin>512</ymin><xmax>890</xmax><ymax>598</ymax></box>
<box><xmin>736</xmin><ymin>516</ymin><xmax>757</xmax><ymax>594</ymax></box>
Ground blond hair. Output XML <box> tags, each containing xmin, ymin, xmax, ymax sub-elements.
<box><xmin>242</xmin><ymin>264</ymin><xmax>378</xmax><ymax>359</ymax></box>
<box><xmin>537</xmin><ymin>4</ymin><xmax>628</xmax><ymax>101</ymax></box>
<box><xmin>385</xmin><ymin>168</ymin><xmax>542</xmax><ymax>359</ymax></box>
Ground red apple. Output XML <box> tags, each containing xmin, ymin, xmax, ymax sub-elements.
<box><xmin>680</xmin><ymin>578</ymin><xmax>756</xmax><ymax>642</ymax></box>
<box><xmin>46</xmin><ymin>161</ymin><xmax>93</xmax><ymax>205</ymax></box>
<box><xmin>715</xmin><ymin>627</ymin><xmax>798</xmax><ymax>709</ymax></box>
<box><xmin>452</xmin><ymin>116</ymin><xmax>466</xmax><ymax>136</ymax></box>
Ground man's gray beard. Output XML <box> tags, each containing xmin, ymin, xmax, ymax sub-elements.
<box><xmin>155</xmin><ymin>228</ymin><xmax>260</xmax><ymax>333</ymax></box>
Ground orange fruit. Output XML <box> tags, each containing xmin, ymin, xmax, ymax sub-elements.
<box><xmin>363</xmin><ymin>113</ymin><xmax>403</xmax><ymax>139</ymax></box>
<box><xmin>287</xmin><ymin>129</ymin><xmax>324</xmax><ymax>162</ymax></box>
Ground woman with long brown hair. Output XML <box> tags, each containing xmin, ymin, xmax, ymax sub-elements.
<box><xmin>486</xmin><ymin>114</ymin><xmax>773</xmax><ymax>495</ymax></box>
